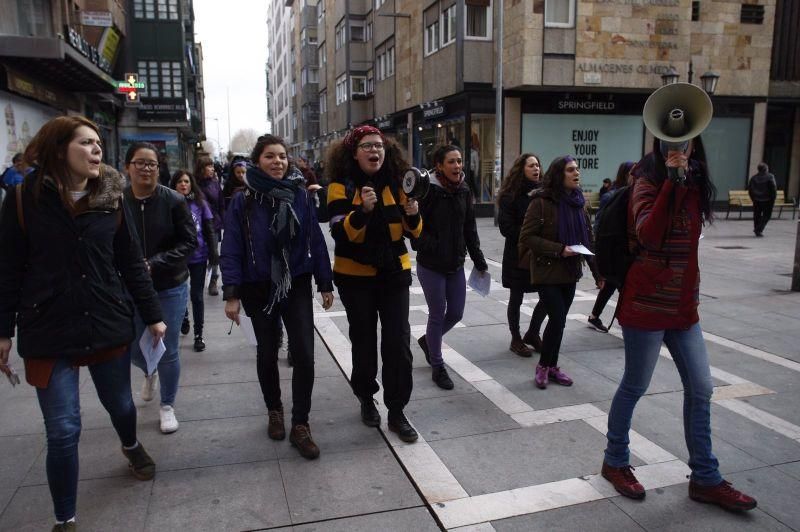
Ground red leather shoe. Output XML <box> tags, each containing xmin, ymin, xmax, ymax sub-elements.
<box><xmin>689</xmin><ymin>480</ymin><xmax>757</xmax><ymax>511</ymax></box>
<box><xmin>601</xmin><ymin>462</ymin><xmax>645</xmax><ymax>500</ymax></box>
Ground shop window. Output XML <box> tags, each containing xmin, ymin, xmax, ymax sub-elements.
<box><xmin>471</xmin><ymin>115</ymin><xmax>496</xmax><ymax>203</ymax></box>
<box><xmin>425</xmin><ymin>19</ymin><xmax>440</xmax><ymax>56</ymax></box>
<box><xmin>441</xmin><ymin>5</ymin><xmax>456</xmax><ymax>47</ymax></box>
<box><xmin>544</xmin><ymin>0</ymin><xmax>574</xmax><ymax>28</ymax></box>
<box><xmin>465</xmin><ymin>0</ymin><xmax>492</xmax><ymax>39</ymax></box>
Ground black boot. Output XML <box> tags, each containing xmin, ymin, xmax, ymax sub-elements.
<box><xmin>193</xmin><ymin>335</ymin><xmax>206</xmax><ymax>352</ymax></box>
<box><xmin>359</xmin><ymin>397</ymin><xmax>381</xmax><ymax>427</ymax></box>
<box><xmin>388</xmin><ymin>410</ymin><xmax>418</xmax><ymax>443</ymax></box>
<box><xmin>417</xmin><ymin>335</ymin><xmax>431</xmax><ymax>365</ymax></box>
<box><xmin>180</xmin><ymin>313</ymin><xmax>190</xmax><ymax>335</ymax></box>
<box><xmin>432</xmin><ymin>365</ymin><xmax>454</xmax><ymax>390</ymax></box>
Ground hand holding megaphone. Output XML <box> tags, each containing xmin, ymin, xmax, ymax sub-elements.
<box><xmin>361</xmin><ymin>181</ymin><xmax>378</xmax><ymax>213</ymax></box>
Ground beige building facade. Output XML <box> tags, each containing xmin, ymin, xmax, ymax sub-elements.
<box><xmin>277</xmin><ymin>0</ymin><xmax>798</xmax><ymax>212</ymax></box>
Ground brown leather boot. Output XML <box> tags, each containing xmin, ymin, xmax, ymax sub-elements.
<box><xmin>267</xmin><ymin>408</ymin><xmax>285</xmax><ymax>440</ymax></box>
<box><xmin>522</xmin><ymin>331</ymin><xmax>543</xmax><ymax>352</ymax></box>
<box><xmin>290</xmin><ymin>424</ymin><xmax>320</xmax><ymax>459</ymax></box>
<box><xmin>509</xmin><ymin>338</ymin><xmax>534</xmax><ymax>357</ymax></box>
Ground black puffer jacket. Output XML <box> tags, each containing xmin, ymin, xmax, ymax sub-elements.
<box><xmin>498</xmin><ymin>180</ymin><xmax>539</xmax><ymax>290</ymax></box>
<box><xmin>412</xmin><ymin>173</ymin><xmax>487</xmax><ymax>274</ymax></box>
<box><xmin>0</xmin><ymin>167</ymin><xmax>162</xmax><ymax>359</ymax></box>
<box><xmin>123</xmin><ymin>184</ymin><xmax>197</xmax><ymax>292</ymax></box>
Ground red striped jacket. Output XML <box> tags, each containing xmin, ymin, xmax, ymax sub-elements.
<box><xmin>617</xmin><ymin>162</ymin><xmax>702</xmax><ymax>330</ymax></box>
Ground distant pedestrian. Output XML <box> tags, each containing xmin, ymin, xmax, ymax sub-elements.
<box><xmin>195</xmin><ymin>156</ymin><xmax>224</xmax><ymax>294</ymax></box>
<box><xmin>747</xmin><ymin>162</ymin><xmax>777</xmax><ymax>237</ymax></box>
<box><xmin>222</xmin><ymin>160</ymin><xmax>247</xmax><ymax>209</ymax></box>
<box><xmin>221</xmin><ymin>134</ymin><xmax>333</xmax><ymax>459</ymax></box>
<box><xmin>0</xmin><ymin>116</ymin><xmax>166</xmax><ymax>531</ymax></box>
<box><xmin>587</xmin><ymin>161</ymin><xmax>635</xmax><ymax>333</ymax></box>
<box><xmin>326</xmin><ymin>125</ymin><xmax>421</xmax><ymax>443</ymax></box>
<box><xmin>124</xmin><ymin>142</ymin><xmax>197</xmax><ymax>434</ymax></box>
<box><xmin>519</xmin><ymin>155</ymin><xmax>602</xmax><ymax>389</ymax></box>
<box><xmin>599</xmin><ymin>178</ymin><xmax>613</xmax><ymax>198</ymax></box>
<box><xmin>413</xmin><ymin>145</ymin><xmax>487</xmax><ymax>390</ymax></box>
<box><xmin>601</xmin><ymin>136</ymin><xmax>757</xmax><ymax>511</ymax></box>
<box><xmin>170</xmin><ymin>170</ymin><xmax>219</xmax><ymax>352</ymax></box>
<box><xmin>498</xmin><ymin>153</ymin><xmax>547</xmax><ymax>356</ymax></box>
<box><xmin>1</xmin><ymin>152</ymin><xmax>27</xmax><ymax>188</ymax></box>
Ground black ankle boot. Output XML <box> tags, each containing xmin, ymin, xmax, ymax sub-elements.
<box><xmin>359</xmin><ymin>397</ymin><xmax>380</xmax><ymax>427</ymax></box>
<box><xmin>388</xmin><ymin>410</ymin><xmax>418</xmax><ymax>443</ymax></box>
<box><xmin>193</xmin><ymin>335</ymin><xmax>206</xmax><ymax>352</ymax></box>
<box><xmin>432</xmin><ymin>365</ymin><xmax>454</xmax><ymax>390</ymax></box>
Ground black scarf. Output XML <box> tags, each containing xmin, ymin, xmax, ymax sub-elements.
<box><xmin>244</xmin><ymin>165</ymin><xmax>303</xmax><ymax>314</ymax></box>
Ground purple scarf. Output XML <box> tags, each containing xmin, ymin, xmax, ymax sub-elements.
<box><xmin>557</xmin><ymin>189</ymin><xmax>590</xmax><ymax>274</ymax></box>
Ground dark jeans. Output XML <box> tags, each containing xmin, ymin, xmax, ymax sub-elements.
<box><xmin>591</xmin><ymin>281</ymin><xmax>618</xmax><ymax>319</ymax></box>
<box><xmin>537</xmin><ymin>283</ymin><xmax>576</xmax><ymax>367</ymax></box>
<box><xmin>416</xmin><ymin>264</ymin><xmax>465</xmax><ymax>367</ymax></box>
<box><xmin>36</xmin><ymin>353</ymin><xmax>138</xmax><ymax>522</ymax></box>
<box><xmin>753</xmin><ymin>200</ymin><xmax>774</xmax><ymax>235</ymax></box>
<box><xmin>508</xmin><ymin>288</ymin><xmax>546</xmax><ymax>339</ymax></box>
<box><xmin>188</xmin><ymin>261</ymin><xmax>207</xmax><ymax>336</ymax></box>
<box><xmin>338</xmin><ymin>280</ymin><xmax>413</xmax><ymax>412</ymax></box>
<box><xmin>241</xmin><ymin>274</ymin><xmax>315</xmax><ymax>426</ymax></box>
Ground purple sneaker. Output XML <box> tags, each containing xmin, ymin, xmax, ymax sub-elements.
<box><xmin>534</xmin><ymin>364</ymin><xmax>549</xmax><ymax>389</ymax></box>
<box><xmin>548</xmin><ymin>366</ymin><xmax>573</xmax><ymax>386</ymax></box>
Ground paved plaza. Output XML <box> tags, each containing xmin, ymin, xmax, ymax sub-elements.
<box><xmin>1</xmin><ymin>214</ymin><xmax>800</xmax><ymax>531</ymax></box>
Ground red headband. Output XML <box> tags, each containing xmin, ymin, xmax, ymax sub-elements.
<box><xmin>343</xmin><ymin>125</ymin><xmax>385</xmax><ymax>152</ymax></box>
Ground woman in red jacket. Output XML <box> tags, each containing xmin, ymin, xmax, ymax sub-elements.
<box><xmin>600</xmin><ymin>137</ymin><xmax>757</xmax><ymax>511</ymax></box>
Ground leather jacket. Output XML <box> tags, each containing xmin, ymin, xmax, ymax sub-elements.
<box><xmin>123</xmin><ymin>184</ymin><xmax>197</xmax><ymax>291</ymax></box>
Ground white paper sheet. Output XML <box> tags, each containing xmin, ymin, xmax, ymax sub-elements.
<box><xmin>467</xmin><ymin>269</ymin><xmax>491</xmax><ymax>297</ymax></box>
<box><xmin>568</xmin><ymin>244</ymin><xmax>595</xmax><ymax>256</ymax></box>
<box><xmin>238</xmin><ymin>315</ymin><xmax>259</xmax><ymax>346</ymax></box>
<box><xmin>138</xmin><ymin>329</ymin><xmax>166</xmax><ymax>376</ymax></box>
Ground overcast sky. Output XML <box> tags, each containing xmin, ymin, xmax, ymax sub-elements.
<box><xmin>194</xmin><ymin>0</ymin><xmax>269</xmax><ymax>156</ymax></box>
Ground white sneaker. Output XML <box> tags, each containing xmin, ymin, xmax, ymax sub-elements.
<box><xmin>159</xmin><ymin>405</ymin><xmax>179</xmax><ymax>434</ymax></box>
<box><xmin>141</xmin><ymin>372</ymin><xmax>159</xmax><ymax>402</ymax></box>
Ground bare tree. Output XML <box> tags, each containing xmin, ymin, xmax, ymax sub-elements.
<box><xmin>229</xmin><ymin>128</ymin><xmax>260</xmax><ymax>155</ymax></box>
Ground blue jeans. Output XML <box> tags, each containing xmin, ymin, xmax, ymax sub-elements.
<box><xmin>36</xmin><ymin>353</ymin><xmax>138</xmax><ymax>522</ymax></box>
<box><xmin>416</xmin><ymin>265</ymin><xmax>466</xmax><ymax>368</ymax></box>
<box><xmin>605</xmin><ymin>323</ymin><xmax>722</xmax><ymax>486</ymax></box>
<box><xmin>130</xmin><ymin>282</ymin><xmax>188</xmax><ymax>406</ymax></box>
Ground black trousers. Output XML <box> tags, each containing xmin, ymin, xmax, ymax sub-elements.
<box><xmin>241</xmin><ymin>274</ymin><xmax>315</xmax><ymax>426</ymax></box>
<box><xmin>753</xmin><ymin>200</ymin><xmax>774</xmax><ymax>235</ymax></box>
<box><xmin>591</xmin><ymin>280</ymin><xmax>618</xmax><ymax>320</ymax></box>
<box><xmin>187</xmin><ymin>261</ymin><xmax>207</xmax><ymax>335</ymax></box>
<box><xmin>507</xmin><ymin>288</ymin><xmax>546</xmax><ymax>339</ymax></box>
<box><xmin>537</xmin><ymin>283</ymin><xmax>576</xmax><ymax>367</ymax></box>
<box><xmin>338</xmin><ymin>281</ymin><xmax>413</xmax><ymax>412</ymax></box>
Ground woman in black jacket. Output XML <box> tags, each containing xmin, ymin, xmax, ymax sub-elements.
<box><xmin>415</xmin><ymin>145</ymin><xmax>488</xmax><ymax>389</ymax></box>
<box><xmin>498</xmin><ymin>153</ymin><xmax>547</xmax><ymax>356</ymax></box>
<box><xmin>0</xmin><ymin>116</ymin><xmax>165</xmax><ymax>531</ymax></box>
<box><xmin>123</xmin><ymin>142</ymin><xmax>197</xmax><ymax>435</ymax></box>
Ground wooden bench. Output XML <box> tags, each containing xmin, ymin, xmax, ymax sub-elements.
<box><xmin>727</xmin><ymin>189</ymin><xmax>796</xmax><ymax>220</ymax></box>
<box><xmin>583</xmin><ymin>191</ymin><xmax>601</xmax><ymax>219</ymax></box>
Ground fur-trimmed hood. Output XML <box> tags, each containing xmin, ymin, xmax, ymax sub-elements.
<box><xmin>89</xmin><ymin>163</ymin><xmax>126</xmax><ymax>210</ymax></box>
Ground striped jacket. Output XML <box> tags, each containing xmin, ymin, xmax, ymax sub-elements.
<box><xmin>327</xmin><ymin>176</ymin><xmax>422</xmax><ymax>282</ymax></box>
<box><xmin>617</xmin><ymin>158</ymin><xmax>702</xmax><ymax>330</ymax></box>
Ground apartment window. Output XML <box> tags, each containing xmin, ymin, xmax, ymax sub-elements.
<box><xmin>301</xmin><ymin>28</ymin><xmax>318</xmax><ymax>46</ymax></box>
<box><xmin>375</xmin><ymin>0</ymin><xmax>386</xmax><ymax>8</ymax></box>
<box><xmin>351</xmin><ymin>75</ymin><xmax>367</xmax><ymax>96</ymax></box>
<box><xmin>366</xmin><ymin>21</ymin><xmax>373</xmax><ymax>42</ymax></box>
<box><xmin>441</xmin><ymin>5</ymin><xmax>456</xmax><ymax>47</ymax></box>
<box><xmin>351</xmin><ymin>20</ymin><xmax>365</xmax><ymax>42</ymax></box>
<box><xmin>425</xmin><ymin>19</ymin><xmax>440</xmax><ymax>56</ymax></box>
<box><xmin>137</xmin><ymin>60</ymin><xmax>183</xmax><ymax>98</ymax></box>
<box><xmin>691</xmin><ymin>1</ymin><xmax>700</xmax><ymax>21</ymax></box>
<box><xmin>291</xmin><ymin>80</ymin><xmax>296</xmax><ymax>97</ymax></box>
<box><xmin>301</xmin><ymin>67</ymin><xmax>319</xmax><ymax>85</ymax></box>
<box><xmin>335</xmin><ymin>21</ymin><xmax>345</xmax><ymax>49</ymax></box>
<box><xmin>740</xmin><ymin>4</ymin><xmax>764</xmax><ymax>24</ymax></box>
<box><xmin>336</xmin><ymin>74</ymin><xmax>348</xmax><ymax>105</ymax></box>
<box><xmin>317</xmin><ymin>1</ymin><xmax>325</xmax><ymax>21</ymax></box>
<box><xmin>319</xmin><ymin>91</ymin><xmax>327</xmax><ymax>114</ymax></box>
<box><xmin>318</xmin><ymin>42</ymin><xmax>327</xmax><ymax>65</ymax></box>
<box><xmin>466</xmin><ymin>0</ymin><xmax>492</xmax><ymax>39</ymax></box>
<box><xmin>133</xmin><ymin>0</ymin><xmax>178</xmax><ymax>20</ymax></box>
<box><xmin>387</xmin><ymin>46</ymin><xmax>395</xmax><ymax>77</ymax></box>
<box><xmin>544</xmin><ymin>0</ymin><xmax>574</xmax><ymax>28</ymax></box>
<box><xmin>377</xmin><ymin>52</ymin><xmax>386</xmax><ymax>80</ymax></box>
<box><xmin>367</xmin><ymin>71</ymin><xmax>374</xmax><ymax>94</ymax></box>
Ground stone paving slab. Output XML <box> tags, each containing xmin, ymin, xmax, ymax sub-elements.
<box><xmin>492</xmin><ymin>499</ymin><xmax>645</xmax><ymax>531</ymax></box>
<box><xmin>405</xmin><ymin>392</ymin><xmax>518</xmax><ymax>442</ymax></box>
<box><xmin>291</xmin><ymin>507</ymin><xmax>440</xmax><ymax>532</ymax></box>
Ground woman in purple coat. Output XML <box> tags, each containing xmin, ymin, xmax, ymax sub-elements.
<box><xmin>195</xmin><ymin>156</ymin><xmax>224</xmax><ymax>295</ymax></box>
<box><xmin>171</xmin><ymin>170</ymin><xmax>219</xmax><ymax>351</ymax></box>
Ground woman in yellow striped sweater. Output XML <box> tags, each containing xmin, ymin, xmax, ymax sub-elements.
<box><xmin>325</xmin><ymin>125</ymin><xmax>421</xmax><ymax>443</ymax></box>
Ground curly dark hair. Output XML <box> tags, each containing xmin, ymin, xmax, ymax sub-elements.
<box><xmin>498</xmin><ymin>153</ymin><xmax>541</xmax><ymax>204</ymax></box>
<box><xmin>323</xmin><ymin>135</ymin><xmax>409</xmax><ymax>184</ymax></box>
<box><xmin>541</xmin><ymin>155</ymin><xmax>578</xmax><ymax>200</ymax></box>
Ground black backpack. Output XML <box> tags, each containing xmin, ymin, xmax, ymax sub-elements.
<box><xmin>595</xmin><ymin>185</ymin><xmax>635</xmax><ymax>287</ymax></box>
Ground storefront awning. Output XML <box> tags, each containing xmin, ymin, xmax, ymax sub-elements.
<box><xmin>0</xmin><ymin>35</ymin><xmax>116</xmax><ymax>93</ymax></box>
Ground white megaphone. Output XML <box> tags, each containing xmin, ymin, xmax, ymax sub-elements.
<box><xmin>643</xmin><ymin>82</ymin><xmax>713</xmax><ymax>182</ymax></box>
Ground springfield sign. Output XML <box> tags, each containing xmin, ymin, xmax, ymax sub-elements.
<box><xmin>521</xmin><ymin>114</ymin><xmax>644</xmax><ymax>191</ymax></box>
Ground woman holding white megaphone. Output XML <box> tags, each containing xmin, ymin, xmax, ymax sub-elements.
<box><xmin>600</xmin><ymin>83</ymin><xmax>757</xmax><ymax>510</ymax></box>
